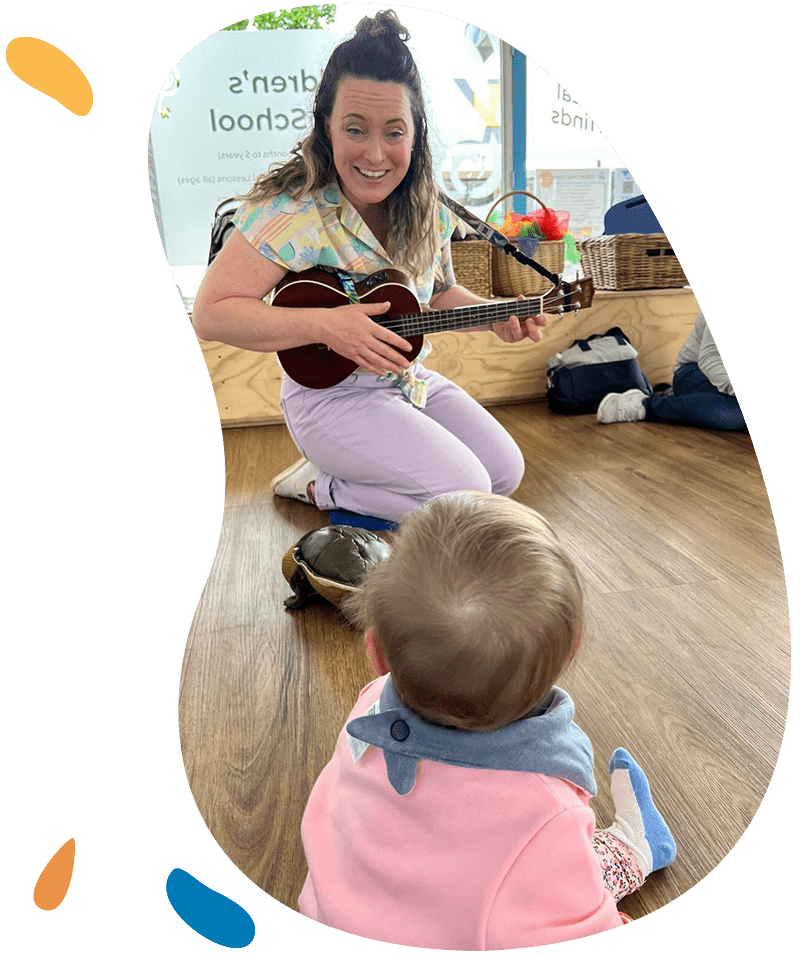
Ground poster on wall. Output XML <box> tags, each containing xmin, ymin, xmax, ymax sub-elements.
<box><xmin>610</xmin><ymin>169</ymin><xmax>643</xmax><ymax>206</ymax></box>
<box><xmin>532</xmin><ymin>169</ymin><xmax>610</xmax><ymax>237</ymax></box>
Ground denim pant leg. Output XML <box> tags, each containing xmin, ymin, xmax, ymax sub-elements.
<box><xmin>644</xmin><ymin>363</ymin><xmax>747</xmax><ymax>432</ymax></box>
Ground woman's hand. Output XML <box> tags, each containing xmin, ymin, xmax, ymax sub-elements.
<box><xmin>194</xmin><ymin>232</ymin><xmax>412</xmax><ymax>370</ymax></box>
<box><xmin>492</xmin><ymin>295</ymin><xmax>547</xmax><ymax>344</ymax></box>
<box><xmin>320</xmin><ymin>301</ymin><xmax>413</xmax><ymax>376</ymax></box>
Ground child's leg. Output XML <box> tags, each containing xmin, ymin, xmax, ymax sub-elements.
<box><xmin>645</xmin><ymin>363</ymin><xmax>747</xmax><ymax>431</ymax></box>
<box><xmin>592</xmin><ymin>829</ymin><xmax>645</xmax><ymax>902</ymax></box>
<box><xmin>593</xmin><ymin>748</ymin><xmax>677</xmax><ymax>901</ymax></box>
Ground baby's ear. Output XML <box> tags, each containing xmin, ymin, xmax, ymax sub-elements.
<box><xmin>364</xmin><ymin>626</ymin><xmax>390</xmax><ymax>676</ymax></box>
<box><xmin>568</xmin><ymin>626</ymin><xmax>583</xmax><ymax>661</ymax></box>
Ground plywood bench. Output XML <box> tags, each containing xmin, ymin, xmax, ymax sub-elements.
<box><xmin>196</xmin><ymin>287</ymin><xmax>699</xmax><ymax>428</ymax></box>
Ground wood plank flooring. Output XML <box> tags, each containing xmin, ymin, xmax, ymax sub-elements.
<box><xmin>179</xmin><ymin>402</ymin><xmax>789</xmax><ymax>923</ymax></box>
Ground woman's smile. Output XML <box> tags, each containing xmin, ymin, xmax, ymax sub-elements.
<box><xmin>355</xmin><ymin>168</ymin><xmax>389</xmax><ymax>179</ymax></box>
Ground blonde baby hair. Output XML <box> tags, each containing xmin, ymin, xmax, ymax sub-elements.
<box><xmin>346</xmin><ymin>492</ymin><xmax>584</xmax><ymax>731</ymax></box>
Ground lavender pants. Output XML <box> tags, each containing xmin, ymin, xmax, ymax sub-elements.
<box><xmin>280</xmin><ymin>365</ymin><xmax>524</xmax><ymax>522</ymax></box>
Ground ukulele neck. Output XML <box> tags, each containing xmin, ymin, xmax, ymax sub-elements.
<box><xmin>388</xmin><ymin>295</ymin><xmax>553</xmax><ymax>337</ymax></box>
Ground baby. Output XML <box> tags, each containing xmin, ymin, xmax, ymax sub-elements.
<box><xmin>298</xmin><ymin>492</ymin><xmax>676</xmax><ymax>949</ymax></box>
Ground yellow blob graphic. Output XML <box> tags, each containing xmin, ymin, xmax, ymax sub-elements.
<box><xmin>6</xmin><ymin>37</ymin><xmax>92</xmax><ymax>116</ymax></box>
<box><xmin>33</xmin><ymin>838</ymin><xmax>76</xmax><ymax>910</ymax></box>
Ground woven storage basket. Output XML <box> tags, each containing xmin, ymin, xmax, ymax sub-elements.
<box><xmin>488</xmin><ymin>191</ymin><xmax>565</xmax><ymax>296</ymax></box>
<box><xmin>577</xmin><ymin>234</ymin><xmax>688</xmax><ymax>290</ymax></box>
<box><xmin>451</xmin><ymin>239</ymin><xmax>493</xmax><ymax>298</ymax></box>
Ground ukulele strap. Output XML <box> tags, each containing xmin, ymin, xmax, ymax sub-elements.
<box><xmin>438</xmin><ymin>191</ymin><xmax>562</xmax><ymax>289</ymax></box>
<box><xmin>333</xmin><ymin>269</ymin><xmax>361</xmax><ymax>305</ymax></box>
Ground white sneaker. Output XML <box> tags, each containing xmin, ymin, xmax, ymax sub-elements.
<box><xmin>270</xmin><ymin>457</ymin><xmax>321</xmax><ymax>503</ymax></box>
<box><xmin>597</xmin><ymin>389</ymin><xmax>647</xmax><ymax>424</ymax></box>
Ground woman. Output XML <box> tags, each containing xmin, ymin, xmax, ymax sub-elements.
<box><xmin>193</xmin><ymin>10</ymin><xmax>547</xmax><ymax>522</ymax></box>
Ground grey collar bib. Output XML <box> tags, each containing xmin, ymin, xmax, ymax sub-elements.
<box><xmin>345</xmin><ymin>677</ymin><xmax>596</xmax><ymax>796</ymax></box>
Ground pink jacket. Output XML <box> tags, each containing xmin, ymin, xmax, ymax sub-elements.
<box><xmin>299</xmin><ymin>676</ymin><xmax>623</xmax><ymax>949</ymax></box>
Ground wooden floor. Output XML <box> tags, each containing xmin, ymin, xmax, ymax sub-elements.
<box><xmin>180</xmin><ymin>402</ymin><xmax>790</xmax><ymax>923</ymax></box>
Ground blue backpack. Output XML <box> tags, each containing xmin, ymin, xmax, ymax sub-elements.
<box><xmin>545</xmin><ymin>327</ymin><xmax>653</xmax><ymax>415</ymax></box>
<box><xmin>603</xmin><ymin>195</ymin><xmax>662</xmax><ymax>235</ymax></box>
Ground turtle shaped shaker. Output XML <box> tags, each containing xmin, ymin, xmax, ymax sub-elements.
<box><xmin>281</xmin><ymin>525</ymin><xmax>392</xmax><ymax>611</ymax></box>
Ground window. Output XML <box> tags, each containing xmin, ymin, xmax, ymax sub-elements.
<box><xmin>148</xmin><ymin>6</ymin><xmax>640</xmax><ymax>303</ymax></box>
<box><xmin>523</xmin><ymin>59</ymin><xmax>637</xmax><ymax>237</ymax></box>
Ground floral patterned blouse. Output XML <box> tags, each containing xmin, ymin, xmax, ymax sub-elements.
<box><xmin>233</xmin><ymin>181</ymin><xmax>458</xmax><ymax>305</ymax></box>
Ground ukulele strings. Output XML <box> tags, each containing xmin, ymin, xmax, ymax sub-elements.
<box><xmin>377</xmin><ymin>287</ymin><xmax>577</xmax><ymax>335</ymax></box>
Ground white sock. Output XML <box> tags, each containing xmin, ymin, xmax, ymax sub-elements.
<box><xmin>605</xmin><ymin>767</ymin><xmax>654</xmax><ymax>877</ymax></box>
<box><xmin>603</xmin><ymin>748</ymin><xmax>677</xmax><ymax>878</ymax></box>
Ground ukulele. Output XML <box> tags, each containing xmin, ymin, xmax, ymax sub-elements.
<box><xmin>274</xmin><ymin>267</ymin><xmax>594</xmax><ymax>389</ymax></box>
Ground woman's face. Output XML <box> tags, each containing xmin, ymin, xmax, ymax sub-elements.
<box><xmin>327</xmin><ymin>76</ymin><xmax>415</xmax><ymax>216</ymax></box>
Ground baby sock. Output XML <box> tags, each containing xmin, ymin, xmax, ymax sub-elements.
<box><xmin>605</xmin><ymin>748</ymin><xmax>677</xmax><ymax>878</ymax></box>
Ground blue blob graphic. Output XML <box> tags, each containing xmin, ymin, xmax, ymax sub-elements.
<box><xmin>166</xmin><ymin>868</ymin><xmax>255</xmax><ymax>948</ymax></box>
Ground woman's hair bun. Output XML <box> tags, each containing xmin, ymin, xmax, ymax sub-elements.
<box><xmin>355</xmin><ymin>9</ymin><xmax>410</xmax><ymax>42</ymax></box>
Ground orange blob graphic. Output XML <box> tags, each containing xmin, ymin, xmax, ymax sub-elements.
<box><xmin>6</xmin><ymin>37</ymin><xmax>92</xmax><ymax>116</ymax></box>
<box><xmin>33</xmin><ymin>838</ymin><xmax>76</xmax><ymax>910</ymax></box>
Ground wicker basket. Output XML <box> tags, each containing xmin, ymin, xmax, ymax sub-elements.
<box><xmin>487</xmin><ymin>191</ymin><xmax>565</xmax><ymax>296</ymax></box>
<box><xmin>451</xmin><ymin>239</ymin><xmax>493</xmax><ymax>298</ymax></box>
<box><xmin>577</xmin><ymin>234</ymin><xmax>688</xmax><ymax>290</ymax></box>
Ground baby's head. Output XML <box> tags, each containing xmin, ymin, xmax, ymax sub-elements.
<box><xmin>347</xmin><ymin>492</ymin><xmax>584</xmax><ymax>731</ymax></box>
